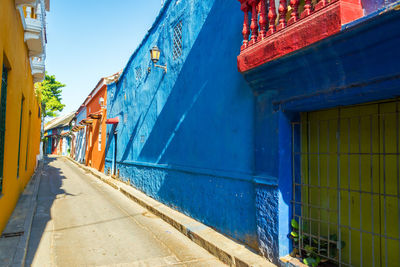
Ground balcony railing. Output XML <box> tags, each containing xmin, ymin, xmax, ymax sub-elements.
<box><xmin>15</xmin><ymin>0</ymin><xmax>37</xmax><ymax>6</ymax></box>
<box><xmin>237</xmin><ymin>0</ymin><xmax>363</xmax><ymax>72</ymax></box>
<box><xmin>19</xmin><ymin>1</ymin><xmax>47</xmax><ymax>57</ymax></box>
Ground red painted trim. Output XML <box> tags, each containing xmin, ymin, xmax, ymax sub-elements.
<box><xmin>106</xmin><ymin>117</ymin><xmax>119</xmax><ymax>125</ymax></box>
<box><xmin>237</xmin><ymin>0</ymin><xmax>363</xmax><ymax>73</ymax></box>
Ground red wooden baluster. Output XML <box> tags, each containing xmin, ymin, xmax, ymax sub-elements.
<box><xmin>267</xmin><ymin>0</ymin><xmax>277</xmax><ymax>36</ymax></box>
<box><xmin>240</xmin><ymin>1</ymin><xmax>250</xmax><ymax>51</ymax></box>
<box><xmin>287</xmin><ymin>0</ymin><xmax>299</xmax><ymax>25</ymax></box>
<box><xmin>277</xmin><ymin>0</ymin><xmax>287</xmax><ymax>31</ymax></box>
<box><xmin>300</xmin><ymin>0</ymin><xmax>312</xmax><ymax>18</ymax></box>
<box><xmin>258</xmin><ymin>0</ymin><xmax>267</xmax><ymax>40</ymax></box>
<box><xmin>315</xmin><ymin>0</ymin><xmax>328</xmax><ymax>11</ymax></box>
<box><xmin>248</xmin><ymin>0</ymin><xmax>259</xmax><ymax>45</ymax></box>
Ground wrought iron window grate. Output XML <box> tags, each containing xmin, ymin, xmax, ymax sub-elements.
<box><xmin>292</xmin><ymin>101</ymin><xmax>400</xmax><ymax>266</ymax></box>
<box><xmin>172</xmin><ymin>21</ymin><xmax>183</xmax><ymax>60</ymax></box>
<box><xmin>135</xmin><ymin>66</ymin><xmax>142</xmax><ymax>81</ymax></box>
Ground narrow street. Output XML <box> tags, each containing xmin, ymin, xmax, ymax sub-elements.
<box><xmin>26</xmin><ymin>156</ymin><xmax>226</xmax><ymax>267</ymax></box>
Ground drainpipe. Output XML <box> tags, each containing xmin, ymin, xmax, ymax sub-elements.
<box><xmin>113</xmin><ymin>130</ymin><xmax>117</xmax><ymax>176</ymax></box>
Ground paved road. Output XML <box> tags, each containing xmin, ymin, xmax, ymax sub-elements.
<box><xmin>26</xmin><ymin>157</ymin><xmax>226</xmax><ymax>267</ymax></box>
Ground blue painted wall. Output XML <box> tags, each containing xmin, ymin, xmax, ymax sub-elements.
<box><xmin>106</xmin><ymin>0</ymin><xmax>260</xmax><ymax>253</ymax></box>
<box><xmin>361</xmin><ymin>0</ymin><xmax>398</xmax><ymax>14</ymax></box>
<box><xmin>46</xmin><ymin>136</ymin><xmax>52</xmax><ymax>154</ymax></box>
<box><xmin>74</xmin><ymin>108</ymin><xmax>87</xmax><ymax>163</ymax></box>
<box><xmin>62</xmin><ymin>136</ymin><xmax>71</xmax><ymax>156</ymax></box>
<box><xmin>76</xmin><ymin>108</ymin><xmax>86</xmax><ymax>124</ymax></box>
<box><xmin>105</xmin><ymin>0</ymin><xmax>400</xmax><ymax>263</ymax></box>
<box><xmin>244</xmin><ymin>3</ymin><xmax>400</xmax><ymax>261</ymax></box>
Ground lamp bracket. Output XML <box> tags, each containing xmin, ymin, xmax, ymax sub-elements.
<box><xmin>154</xmin><ymin>63</ymin><xmax>167</xmax><ymax>73</ymax></box>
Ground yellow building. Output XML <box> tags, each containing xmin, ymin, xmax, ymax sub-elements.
<box><xmin>0</xmin><ymin>0</ymin><xmax>49</xmax><ymax>234</ymax></box>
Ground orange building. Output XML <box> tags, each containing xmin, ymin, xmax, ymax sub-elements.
<box><xmin>83</xmin><ymin>73</ymin><xmax>120</xmax><ymax>172</ymax></box>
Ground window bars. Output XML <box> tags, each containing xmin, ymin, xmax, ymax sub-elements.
<box><xmin>292</xmin><ymin>101</ymin><xmax>400</xmax><ymax>266</ymax></box>
<box><xmin>172</xmin><ymin>21</ymin><xmax>183</xmax><ymax>60</ymax></box>
<box><xmin>135</xmin><ymin>66</ymin><xmax>142</xmax><ymax>81</ymax></box>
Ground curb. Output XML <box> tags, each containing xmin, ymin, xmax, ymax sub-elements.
<box><xmin>64</xmin><ymin>156</ymin><xmax>275</xmax><ymax>267</ymax></box>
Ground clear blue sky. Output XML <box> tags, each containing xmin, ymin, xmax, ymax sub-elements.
<box><xmin>46</xmin><ymin>0</ymin><xmax>162</xmax><ymax>116</ymax></box>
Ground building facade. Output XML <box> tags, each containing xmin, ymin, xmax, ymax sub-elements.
<box><xmin>102</xmin><ymin>0</ymin><xmax>400</xmax><ymax>265</ymax></box>
<box><xmin>236</xmin><ymin>0</ymin><xmax>400</xmax><ymax>265</ymax></box>
<box><xmin>0</xmin><ymin>0</ymin><xmax>49</xmax><ymax>234</ymax></box>
<box><xmin>84</xmin><ymin>74</ymin><xmax>120</xmax><ymax>172</ymax></box>
<box><xmin>44</xmin><ymin>113</ymin><xmax>74</xmax><ymax>156</ymax></box>
<box><xmin>72</xmin><ymin>106</ymin><xmax>87</xmax><ymax>164</ymax></box>
<box><xmin>105</xmin><ymin>0</ymin><xmax>258</xmax><ymax>255</ymax></box>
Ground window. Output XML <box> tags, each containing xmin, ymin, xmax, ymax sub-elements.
<box><xmin>292</xmin><ymin>101</ymin><xmax>400</xmax><ymax>266</ymax></box>
<box><xmin>25</xmin><ymin>111</ymin><xmax>32</xmax><ymax>171</ymax></box>
<box><xmin>172</xmin><ymin>21</ymin><xmax>183</xmax><ymax>60</ymax></box>
<box><xmin>17</xmin><ymin>94</ymin><xmax>25</xmax><ymax>178</ymax></box>
<box><xmin>98</xmin><ymin>126</ymin><xmax>102</xmax><ymax>151</ymax></box>
<box><xmin>135</xmin><ymin>66</ymin><xmax>142</xmax><ymax>80</ymax></box>
<box><xmin>0</xmin><ymin>64</ymin><xmax>8</xmax><ymax>193</ymax></box>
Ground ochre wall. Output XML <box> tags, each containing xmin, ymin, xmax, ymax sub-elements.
<box><xmin>85</xmin><ymin>84</ymin><xmax>107</xmax><ymax>172</ymax></box>
<box><xmin>0</xmin><ymin>0</ymin><xmax>42</xmax><ymax>234</ymax></box>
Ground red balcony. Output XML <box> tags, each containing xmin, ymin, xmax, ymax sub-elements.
<box><xmin>237</xmin><ymin>0</ymin><xmax>364</xmax><ymax>73</ymax></box>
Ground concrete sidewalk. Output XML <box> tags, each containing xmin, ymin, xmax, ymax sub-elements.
<box><xmin>0</xmin><ymin>160</ymin><xmax>43</xmax><ymax>267</ymax></box>
<box><xmin>64</xmin><ymin>156</ymin><xmax>276</xmax><ymax>267</ymax></box>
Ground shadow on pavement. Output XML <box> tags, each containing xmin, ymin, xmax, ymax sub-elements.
<box><xmin>25</xmin><ymin>156</ymin><xmax>74</xmax><ymax>266</ymax></box>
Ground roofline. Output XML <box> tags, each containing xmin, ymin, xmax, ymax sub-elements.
<box><xmin>44</xmin><ymin>112</ymin><xmax>75</xmax><ymax>131</ymax></box>
<box><xmin>75</xmin><ymin>71</ymin><xmax>122</xmax><ymax>112</ymax></box>
<box><xmin>86</xmin><ymin>80</ymin><xmax>106</xmax><ymax>105</ymax></box>
<box><xmin>75</xmin><ymin>104</ymin><xmax>86</xmax><ymax>116</ymax></box>
<box><xmin>110</xmin><ymin>0</ymin><xmax>173</xmax><ymax>87</ymax></box>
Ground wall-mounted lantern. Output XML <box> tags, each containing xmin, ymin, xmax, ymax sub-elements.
<box><xmin>99</xmin><ymin>97</ymin><xmax>106</xmax><ymax>109</ymax></box>
<box><xmin>148</xmin><ymin>46</ymin><xmax>167</xmax><ymax>73</ymax></box>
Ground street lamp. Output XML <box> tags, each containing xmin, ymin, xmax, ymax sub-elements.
<box><xmin>149</xmin><ymin>45</ymin><xmax>167</xmax><ymax>73</ymax></box>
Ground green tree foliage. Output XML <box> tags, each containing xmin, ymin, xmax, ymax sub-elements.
<box><xmin>35</xmin><ymin>73</ymin><xmax>66</xmax><ymax>119</ymax></box>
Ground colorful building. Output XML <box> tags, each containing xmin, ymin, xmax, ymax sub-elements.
<box><xmin>236</xmin><ymin>0</ymin><xmax>400</xmax><ymax>265</ymax></box>
<box><xmin>44</xmin><ymin>112</ymin><xmax>74</xmax><ymax>156</ymax></box>
<box><xmin>71</xmin><ymin>105</ymin><xmax>87</xmax><ymax>163</ymax></box>
<box><xmin>104</xmin><ymin>0</ymin><xmax>400</xmax><ymax>265</ymax></box>
<box><xmin>0</xmin><ymin>0</ymin><xmax>49</xmax><ymax>234</ymax></box>
<box><xmin>105</xmin><ymin>0</ymin><xmax>258</xmax><ymax>257</ymax></box>
<box><xmin>71</xmin><ymin>73</ymin><xmax>120</xmax><ymax>172</ymax></box>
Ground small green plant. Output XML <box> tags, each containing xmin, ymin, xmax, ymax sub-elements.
<box><xmin>289</xmin><ymin>219</ymin><xmax>345</xmax><ymax>267</ymax></box>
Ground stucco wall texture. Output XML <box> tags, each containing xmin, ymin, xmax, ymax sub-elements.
<box><xmin>106</xmin><ymin>0</ymin><xmax>400</xmax><ymax>263</ymax></box>
<box><xmin>85</xmin><ymin>85</ymin><xmax>107</xmax><ymax>172</ymax></box>
<box><xmin>104</xmin><ymin>0</ymin><xmax>276</xmax><ymax>256</ymax></box>
<box><xmin>0</xmin><ymin>0</ymin><xmax>42</xmax><ymax>234</ymax></box>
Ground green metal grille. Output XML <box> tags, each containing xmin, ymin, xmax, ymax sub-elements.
<box><xmin>0</xmin><ymin>65</ymin><xmax>8</xmax><ymax>193</ymax></box>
